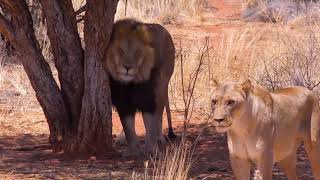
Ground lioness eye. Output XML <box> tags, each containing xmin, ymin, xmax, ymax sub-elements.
<box><xmin>211</xmin><ymin>99</ymin><xmax>217</xmax><ymax>105</ymax></box>
<box><xmin>227</xmin><ymin>100</ymin><xmax>236</xmax><ymax>106</ymax></box>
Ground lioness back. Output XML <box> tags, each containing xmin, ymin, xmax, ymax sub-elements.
<box><xmin>271</xmin><ymin>87</ymin><xmax>318</xmax><ymax>160</ymax></box>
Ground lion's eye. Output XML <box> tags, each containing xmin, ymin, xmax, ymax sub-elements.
<box><xmin>226</xmin><ymin>100</ymin><xmax>236</xmax><ymax>107</ymax></box>
<box><xmin>134</xmin><ymin>50</ymin><xmax>142</xmax><ymax>58</ymax></box>
<box><xmin>118</xmin><ymin>48</ymin><xmax>125</xmax><ymax>55</ymax></box>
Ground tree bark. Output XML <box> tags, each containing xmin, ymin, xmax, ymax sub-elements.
<box><xmin>40</xmin><ymin>0</ymin><xmax>84</xmax><ymax>134</ymax></box>
<box><xmin>0</xmin><ymin>0</ymin><xmax>70</xmax><ymax>152</ymax></box>
<box><xmin>76</xmin><ymin>0</ymin><xmax>118</xmax><ymax>154</ymax></box>
<box><xmin>0</xmin><ymin>0</ymin><xmax>118</xmax><ymax>155</ymax></box>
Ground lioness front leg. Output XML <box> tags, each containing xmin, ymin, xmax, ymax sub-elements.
<box><xmin>255</xmin><ymin>150</ymin><xmax>273</xmax><ymax>180</ymax></box>
<box><xmin>230</xmin><ymin>156</ymin><xmax>251</xmax><ymax>180</ymax></box>
<box><xmin>119</xmin><ymin>113</ymin><xmax>142</xmax><ymax>156</ymax></box>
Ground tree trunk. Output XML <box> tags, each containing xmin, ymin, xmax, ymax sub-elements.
<box><xmin>40</xmin><ymin>0</ymin><xmax>84</xmax><ymax>135</ymax></box>
<box><xmin>0</xmin><ymin>0</ymin><xmax>118</xmax><ymax>155</ymax></box>
<box><xmin>77</xmin><ymin>0</ymin><xmax>118</xmax><ymax>154</ymax></box>
<box><xmin>0</xmin><ymin>0</ymin><xmax>70</xmax><ymax>152</ymax></box>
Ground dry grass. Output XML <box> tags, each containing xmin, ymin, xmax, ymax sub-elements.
<box><xmin>242</xmin><ymin>0</ymin><xmax>320</xmax><ymax>23</ymax></box>
<box><xmin>168</xmin><ymin>18</ymin><xmax>320</xmax><ymax>115</ymax></box>
<box><xmin>72</xmin><ymin>0</ymin><xmax>205</xmax><ymax>24</ymax></box>
<box><xmin>132</xmin><ymin>140</ymin><xmax>193</xmax><ymax>180</ymax></box>
<box><xmin>115</xmin><ymin>0</ymin><xmax>205</xmax><ymax>24</ymax></box>
<box><xmin>2</xmin><ymin>0</ymin><xmax>320</xmax><ymax>179</ymax></box>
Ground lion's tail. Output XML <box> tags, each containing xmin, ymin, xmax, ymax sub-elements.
<box><xmin>311</xmin><ymin>98</ymin><xmax>320</xmax><ymax>144</ymax></box>
<box><xmin>165</xmin><ymin>97</ymin><xmax>176</xmax><ymax>139</ymax></box>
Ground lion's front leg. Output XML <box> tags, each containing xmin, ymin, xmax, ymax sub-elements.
<box><xmin>119</xmin><ymin>113</ymin><xmax>142</xmax><ymax>156</ymax></box>
<box><xmin>115</xmin><ymin>130</ymin><xmax>126</xmax><ymax>145</ymax></box>
<box><xmin>142</xmin><ymin>111</ymin><xmax>166</xmax><ymax>156</ymax></box>
<box><xmin>142</xmin><ymin>112</ymin><xmax>158</xmax><ymax>156</ymax></box>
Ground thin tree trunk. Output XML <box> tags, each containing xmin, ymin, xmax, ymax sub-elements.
<box><xmin>40</xmin><ymin>0</ymin><xmax>84</xmax><ymax>134</ymax></box>
<box><xmin>0</xmin><ymin>0</ymin><xmax>70</xmax><ymax>152</ymax></box>
<box><xmin>77</xmin><ymin>0</ymin><xmax>118</xmax><ymax>154</ymax></box>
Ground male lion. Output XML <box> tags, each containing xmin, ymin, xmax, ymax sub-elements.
<box><xmin>210</xmin><ymin>80</ymin><xmax>320</xmax><ymax>180</ymax></box>
<box><xmin>104</xmin><ymin>19</ymin><xmax>175</xmax><ymax>156</ymax></box>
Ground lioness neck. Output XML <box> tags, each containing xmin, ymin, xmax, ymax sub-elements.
<box><xmin>230</xmin><ymin>85</ymin><xmax>274</xmax><ymax>138</ymax></box>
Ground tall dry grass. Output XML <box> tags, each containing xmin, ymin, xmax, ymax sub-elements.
<box><xmin>115</xmin><ymin>0</ymin><xmax>205</xmax><ymax>24</ymax></box>
<box><xmin>168</xmin><ymin>17</ymin><xmax>320</xmax><ymax>115</ymax></box>
<box><xmin>242</xmin><ymin>0</ymin><xmax>320</xmax><ymax>23</ymax></box>
<box><xmin>132</xmin><ymin>140</ymin><xmax>193</xmax><ymax>180</ymax></box>
<box><xmin>2</xmin><ymin>0</ymin><xmax>320</xmax><ymax>179</ymax></box>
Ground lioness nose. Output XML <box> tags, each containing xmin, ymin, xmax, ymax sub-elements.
<box><xmin>214</xmin><ymin>118</ymin><xmax>224</xmax><ymax>123</ymax></box>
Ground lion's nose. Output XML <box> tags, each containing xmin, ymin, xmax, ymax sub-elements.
<box><xmin>124</xmin><ymin>65</ymin><xmax>131</xmax><ymax>71</ymax></box>
<box><xmin>214</xmin><ymin>118</ymin><xmax>224</xmax><ymax>123</ymax></box>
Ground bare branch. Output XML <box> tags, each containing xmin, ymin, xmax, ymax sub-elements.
<box><xmin>0</xmin><ymin>13</ymin><xmax>15</xmax><ymax>44</ymax></box>
<box><xmin>0</xmin><ymin>0</ymin><xmax>15</xmax><ymax>12</ymax></box>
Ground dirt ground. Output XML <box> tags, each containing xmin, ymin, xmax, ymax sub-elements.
<box><xmin>0</xmin><ymin>0</ymin><xmax>317</xmax><ymax>179</ymax></box>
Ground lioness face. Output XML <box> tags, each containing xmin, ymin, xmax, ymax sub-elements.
<box><xmin>211</xmin><ymin>82</ymin><xmax>248</xmax><ymax>133</ymax></box>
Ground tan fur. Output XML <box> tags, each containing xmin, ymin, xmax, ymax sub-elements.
<box><xmin>105</xmin><ymin>20</ymin><xmax>155</xmax><ymax>83</ymax></box>
<box><xmin>104</xmin><ymin>19</ymin><xmax>175</xmax><ymax>155</ymax></box>
<box><xmin>211</xmin><ymin>80</ymin><xmax>320</xmax><ymax>180</ymax></box>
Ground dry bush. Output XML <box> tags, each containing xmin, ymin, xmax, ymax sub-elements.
<box><xmin>169</xmin><ymin>18</ymin><xmax>320</xmax><ymax>111</ymax></box>
<box><xmin>132</xmin><ymin>140</ymin><xmax>193</xmax><ymax>180</ymax></box>
<box><xmin>169</xmin><ymin>29</ymin><xmax>261</xmax><ymax>119</ymax></box>
<box><xmin>115</xmin><ymin>0</ymin><xmax>205</xmax><ymax>24</ymax></box>
<box><xmin>254</xmin><ymin>25</ymin><xmax>320</xmax><ymax>94</ymax></box>
<box><xmin>169</xmin><ymin>37</ymin><xmax>214</xmax><ymax>118</ymax></box>
<box><xmin>242</xmin><ymin>0</ymin><xmax>320</xmax><ymax>23</ymax></box>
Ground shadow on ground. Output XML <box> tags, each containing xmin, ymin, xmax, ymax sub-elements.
<box><xmin>175</xmin><ymin>123</ymin><xmax>315</xmax><ymax>179</ymax></box>
<box><xmin>0</xmin><ymin>134</ymin><xmax>144</xmax><ymax>179</ymax></box>
<box><xmin>0</xmin><ymin>123</ymin><xmax>315</xmax><ymax>179</ymax></box>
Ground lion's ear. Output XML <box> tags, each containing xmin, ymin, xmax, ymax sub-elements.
<box><xmin>241</xmin><ymin>79</ymin><xmax>252</xmax><ymax>94</ymax></box>
<box><xmin>135</xmin><ymin>24</ymin><xmax>152</xmax><ymax>44</ymax></box>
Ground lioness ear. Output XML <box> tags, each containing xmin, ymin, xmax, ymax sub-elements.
<box><xmin>241</xmin><ymin>79</ymin><xmax>252</xmax><ymax>94</ymax></box>
<box><xmin>135</xmin><ymin>24</ymin><xmax>152</xmax><ymax>44</ymax></box>
<box><xmin>209</xmin><ymin>78</ymin><xmax>219</xmax><ymax>87</ymax></box>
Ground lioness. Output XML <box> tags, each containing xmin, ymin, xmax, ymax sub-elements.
<box><xmin>104</xmin><ymin>19</ymin><xmax>175</xmax><ymax>156</ymax></box>
<box><xmin>210</xmin><ymin>80</ymin><xmax>320</xmax><ymax>180</ymax></box>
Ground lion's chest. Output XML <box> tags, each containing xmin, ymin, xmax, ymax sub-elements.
<box><xmin>110</xmin><ymin>78</ymin><xmax>157</xmax><ymax>115</ymax></box>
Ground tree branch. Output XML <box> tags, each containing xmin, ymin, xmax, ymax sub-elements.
<box><xmin>0</xmin><ymin>13</ymin><xmax>15</xmax><ymax>44</ymax></box>
<box><xmin>0</xmin><ymin>0</ymin><xmax>15</xmax><ymax>12</ymax></box>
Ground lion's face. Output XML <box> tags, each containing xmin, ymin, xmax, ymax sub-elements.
<box><xmin>106</xmin><ymin>22</ymin><xmax>155</xmax><ymax>83</ymax></box>
<box><xmin>210</xmin><ymin>81</ymin><xmax>251</xmax><ymax>133</ymax></box>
